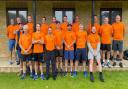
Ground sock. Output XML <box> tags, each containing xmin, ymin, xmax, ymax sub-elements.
<box><xmin>35</xmin><ymin>73</ymin><xmax>37</xmax><ymax>75</ymax></box>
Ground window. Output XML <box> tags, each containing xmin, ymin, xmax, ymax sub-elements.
<box><xmin>53</xmin><ymin>8</ymin><xmax>75</xmax><ymax>24</ymax></box>
<box><xmin>6</xmin><ymin>8</ymin><xmax>28</xmax><ymax>25</ymax></box>
<box><xmin>100</xmin><ymin>8</ymin><xmax>122</xmax><ymax>24</ymax></box>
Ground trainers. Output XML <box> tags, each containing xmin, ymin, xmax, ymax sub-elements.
<box><xmin>9</xmin><ymin>60</ymin><xmax>13</xmax><ymax>65</ymax></box>
<box><xmin>70</xmin><ymin>71</ymin><xmax>74</xmax><ymax>77</ymax></box>
<box><xmin>119</xmin><ymin>62</ymin><xmax>123</xmax><ymax>68</ymax></box>
<box><xmin>90</xmin><ymin>73</ymin><xmax>94</xmax><ymax>82</ymax></box>
<box><xmin>34</xmin><ymin>74</ymin><xmax>38</xmax><ymax>80</ymax></box>
<box><xmin>60</xmin><ymin>69</ymin><xmax>63</xmax><ymax>76</ymax></box>
<box><xmin>64</xmin><ymin>72</ymin><xmax>67</xmax><ymax>77</ymax></box>
<box><xmin>107</xmin><ymin>62</ymin><xmax>112</xmax><ymax>68</ymax></box>
<box><xmin>41</xmin><ymin>74</ymin><xmax>45</xmax><ymax>80</ymax></box>
<box><xmin>113</xmin><ymin>62</ymin><xmax>116</xmax><ymax>66</ymax></box>
<box><xmin>102</xmin><ymin>62</ymin><xmax>105</xmax><ymax>67</ymax></box>
<box><xmin>21</xmin><ymin>73</ymin><xmax>26</xmax><ymax>80</ymax></box>
<box><xmin>30</xmin><ymin>72</ymin><xmax>33</xmax><ymax>78</ymax></box>
<box><xmin>84</xmin><ymin>71</ymin><xmax>88</xmax><ymax>77</ymax></box>
<box><xmin>73</xmin><ymin>71</ymin><xmax>77</xmax><ymax>77</ymax></box>
<box><xmin>99</xmin><ymin>73</ymin><xmax>104</xmax><ymax>82</ymax></box>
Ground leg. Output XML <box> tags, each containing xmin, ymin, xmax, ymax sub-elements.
<box><xmin>46</xmin><ymin>52</ymin><xmax>50</xmax><ymax>80</ymax></box>
<box><xmin>51</xmin><ymin>51</ymin><xmax>56</xmax><ymax>80</ymax></box>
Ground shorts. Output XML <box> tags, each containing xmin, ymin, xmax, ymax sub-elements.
<box><xmin>75</xmin><ymin>48</ymin><xmax>87</xmax><ymax>60</ymax></box>
<box><xmin>8</xmin><ymin>39</ymin><xmax>15</xmax><ymax>51</ymax></box>
<box><xmin>33</xmin><ymin>53</ymin><xmax>44</xmax><ymax>62</ymax></box>
<box><xmin>21</xmin><ymin>54</ymin><xmax>32</xmax><ymax>62</ymax></box>
<box><xmin>101</xmin><ymin>44</ymin><xmax>111</xmax><ymax>51</ymax></box>
<box><xmin>88</xmin><ymin>51</ymin><xmax>101</xmax><ymax>60</ymax></box>
<box><xmin>55</xmin><ymin>49</ymin><xmax>63</xmax><ymax>57</ymax></box>
<box><xmin>112</xmin><ymin>40</ymin><xmax>123</xmax><ymax>52</ymax></box>
<box><xmin>64</xmin><ymin>50</ymin><xmax>74</xmax><ymax>60</ymax></box>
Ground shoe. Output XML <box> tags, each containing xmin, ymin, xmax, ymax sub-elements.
<box><xmin>33</xmin><ymin>74</ymin><xmax>38</xmax><ymax>80</ymax></box>
<box><xmin>70</xmin><ymin>71</ymin><xmax>74</xmax><ymax>77</ymax></box>
<box><xmin>30</xmin><ymin>72</ymin><xmax>33</xmax><ymax>78</ymax></box>
<box><xmin>9</xmin><ymin>60</ymin><xmax>13</xmax><ymax>65</ymax></box>
<box><xmin>113</xmin><ymin>62</ymin><xmax>116</xmax><ymax>66</ymax></box>
<box><xmin>21</xmin><ymin>73</ymin><xmax>26</xmax><ymax>80</ymax></box>
<box><xmin>102</xmin><ymin>62</ymin><xmax>105</xmax><ymax>67</ymax></box>
<box><xmin>90</xmin><ymin>73</ymin><xmax>94</xmax><ymax>82</ymax></box>
<box><xmin>84</xmin><ymin>71</ymin><xmax>88</xmax><ymax>77</ymax></box>
<box><xmin>41</xmin><ymin>74</ymin><xmax>45</xmax><ymax>80</ymax></box>
<box><xmin>46</xmin><ymin>76</ymin><xmax>49</xmax><ymax>80</ymax></box>
<box><xmin>60</xmin><ymin>69</ymin><xmax>63</xmax><ymax>76</ymax></box>
<box><xmin>64</xmin><ymin>72</ymin><xmax>67</xmax><ymax>77</ymax></box>
<box><xmin>107</xmin><ymin>62</ymin><xmax>112</xmax><ymax>68</ymax></box>
<box><xmin>99</xmin><ymin>73</ymin><xmax>104</xmax><ymax>82</ymax></box>
<box><xmin>73</xmin><ymin>71</ymin><xmax>77</xmax><ymax>77</ymax></box>
<box><xmin>53</xmin><ymin>76</ymin><xmax>56</xmax><ymax>80</ymax></box>
<box><xmin>119</xmin><ymin>62</ymin><xmax>123</xmax><ymax>68</ymax></box>
<box><xmin>16</xmin><ymin>61</ymin><xmax>20</xmax><ymax>65</ymax></box>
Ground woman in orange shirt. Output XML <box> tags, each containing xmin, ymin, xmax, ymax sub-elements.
<box><xmin>32</xmin><ymin>23</ymin><xmax>45</xmax><ymax>80</ymax></box>
<box><xmin>87</xmin><ymin>26</ymin><xmax>104</xmax><ymax>82</ymax></box>
<box><xmin>19</xmin><ymin>25</ymin><xmax>32</xmax><ymax>79</ymax></box>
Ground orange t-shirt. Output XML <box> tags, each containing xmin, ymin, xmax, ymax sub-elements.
<box><xmin>72</xmin><ymin>22</ymin><xmax>80</xmax><ymax>33</ymax></box>
<box><xmin>32</xmin><ymin>32</ymin><xmax>44</xmax><ymax>53</ymax></box>
<box><xmin>87</xmin><ymin>33</ymin><xmax>100</xmax><ymax>49</ymax></box>
<box><xmin>112</xmin><ymin>22</ymin><xmax>125</xmax><ymax>40</ymax></box>
<box><xmin>14</xmin><ymin>24</ymin><xmax>22</xmax><ymax>41</ymax></box>
<box><xmin>45</xmin><ymin>34</ymin><xmax>55</xmax><ymax>51</ymax></box>
<box><xmin>60</xmin><ymin>22</ymin><xmax>68</xmax><ymax>34</ymax></box>
<box><xmin>53</xmin><ymin>30</ymin><xmax>64</xmax><ymax>49</ymax></box>
<box><xmin>26</xmin><ymin>22</ymin><xmax>34</xmax><ymax>35</ymax></box>
<box><xmin>19</xmin><ymin>33</ymin><xmax>32</xmax><ymax>54</ymax></box>
<box><xmin>41</xmin><ymin>23</ymin><xmax>48</xmax><ymax>35</ymax></box>
<box><xmin>7</xmin><ymin>25</ymin><xmax>16</xmax><ymax>40</ymax></box>
<box><xmin>64</xmin><ymin>31</ymin><xmax>76</xmax><ymax>50</ymax></box>
<box><xmin>76</xmin><ymin>30</ymin><xmax>87</xmax><ymax>48</ymax></box>
<box><xmin>87</xmin><ymin>23</ymin><xmax>100</xmax><ymax>34</ymax></box>
<box><xmin>49</xmin><ymin>23</ymin><xmax>57</xmax><ymax>32</ymax></box>
<box><xmin>100</xmin><ymin>24</ymin><xmax>113</xmax><ymax>44</ymax></box>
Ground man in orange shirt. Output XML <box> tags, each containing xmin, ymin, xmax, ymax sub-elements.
<box><xmin>72</xmin><ymin>16</ymin><xmax>80</xmax><ymax>33</ymax></box>
<box><xmin>112</xmin><ymin>15</ymin><xmax>125</xmax><ymax>68</ymax></box>
<box><xmin>45</xmin><ymin>27</ymin><xmax>56</xmax><ymax>80</ymax></box>
<box><xmin>26</xmin><ymin>15</ymin><xmax>34</xmax><ymax>35</ymax></box>
<box><xmin>74</xmin><ymin>24</ymin><xmax>88</xmax><ymax>77</ymax></box>
<box><xmin>100</xmin><ymin>17</ymin><xmax>113</xmax><ymax>68</ymax></box>
<box><xmin>60</xmin><ymin>16</ymin><xmax>68</xmax><ymax>34</ymax></box>
<box><xmin>87</xmin><ymin>15</ymin><xmax>100</xmax><ymax>34</ymax></box>
<box><xmin>7</xmin><ymin>19</ymin><xmax>16</xmax><ymax>65</ymax></box>
<box><xmin>64</xmin><ymin>24</ymin><xmax>76</xmax><ymax>77</ymax></box>
<box><xmin>54</xmin><ymin>21</ymin><xmax>64</xmax><ymax>75</ymax></box>
<box><xmin>19</xmin><ymin>25</ymin><xmax>32</xmax><ymax>79</ymax></box>
<box><xmin>49</xmin><ymin>17</ymin><xmax>57</xmax><ymax>32</ymax></box>
<box><xmin>87</xmin><ymin>26</ymin><xmax>104</xmax><ymax>82</ymax></box>
<box><xmin>32</xmin><ymin>23</ymin><xmax>45</xmax><ymax>80</ymax></box>
<box><xmin>41</xmin><ymin>17</ymin><xmax>48</xmax><ymax>35</ymax></box>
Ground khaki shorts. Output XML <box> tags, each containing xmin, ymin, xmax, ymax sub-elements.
<box><xmin>88</xmin><ymin>51</ymin><xmax>101</xmax><ymax>60</ymax></box>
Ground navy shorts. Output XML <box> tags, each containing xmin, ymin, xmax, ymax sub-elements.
<box><xmin>33</xmin><ymin>53</ymin><xmax>44</xmax><ymax>62</ymax></box>
<box><xmin>75</xmin><ymin>48</ymin><xmax>87</xmax><ymax>60</ymax></box>
<box><xmin>8</xmin><ymin>39</ymin><xmax>15</xmax><ymax>51</ymax></box>
<box><xmin>55</xmin><ymin>49</ymin><xmax>63</xmax><ymax>57</ymax></box>
<box><xmin>64</xmin><ymin>50</ymin><xmax>74</xmax><ymax>60</ymax></box>
<box><xmin>101</xmin><ymin>44</ymin><xmax>111</xmax><ymax>51</ymax></box>
<box><xmin>112</xmin><ymin>40</ymin><xmax>123</xmax><ymax>52</ymax></box>
<box><xmin>21</xmin><ymin>54</ymin><xmax>32</xmax><ymax>62</ymax></box>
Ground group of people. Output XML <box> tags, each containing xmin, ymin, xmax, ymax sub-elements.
<box><xmin>6</xmin><ymin>14</ymin><xmax>125</xmax><ymax>82</ymax></box>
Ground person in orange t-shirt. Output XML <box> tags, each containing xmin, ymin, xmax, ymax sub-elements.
<box><xmin>60</xmin><ymin>16</ymin><xmax>68</xmax><ymax>35</ymax></box>
<box><xmin>7</xmin><ymin>19</ymin><xmax>16</xmax><ymax>65</ymax></box>
<box><xmin>49</xmin><ymin>17</ymin><xmax>57</xmax><ymax>32</ymax></box>
<box><xmin>45</xmin><ymin>27</ymin><xmax>56</xmax><ymax>80</ymax></box>
<box><xmin>63</xmin><ymin>24</ymin><xmax>76</xmax><ymax>76</ymax></box>
<box><xmin>74</xmin><ymin>24</ymin><xmax>88</xmax><ymax>77</ymax></box>
<box><xmin>26</xmin><ymin>16</ymin><xmax>34</xmax><ymax>35</ymax></box>
<box><xmin>72</xmin><ymin>16</ymin><xmax>80</xmax><ymax>33</ymax></box>
<box><xmin>19</xmin><ymin>25</ymin><xmax>32</xmax><ymax>79</ymax></box>
<box><xmin>87</xmin><ymin>15</ymin><xmax>100</xmax><ymax>34</ymax></box>
<box><xmin>32</xmin><ymin>23</ymin><xmax>45</xmax><ymax>80</ymax></box>
<box><xmin>41</xmin><ymin>17</ymin><xmax>48</xmax><ymax>35</ymax></box>
<box><xmin>87</xmin><ymin>26</ymin><xmax>104</xmax><ymax>82</ymax></box>
<box><xmin>112</xmin><ymin>15</ymin><xmax>125</xmax><ymax>68</ymax></box>
<box><xmin>54</xmin><ymin>21</ymin><xmax>64</xmax><ymax>75</ymax></box>
<box><xmin>100</xmin><ymin>17</ymin><xmax>113</xmax><ymax>68</ymax></box>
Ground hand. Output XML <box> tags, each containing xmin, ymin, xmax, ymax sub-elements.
<box><xmin>67</xmin><ymin>45</ymin><xmax>70</xmax><ymax>49</ymax></box>
<box><xmin>56</xmin><ymin>46</ymin><xmax>60</xmax><ymax>50</ymax></box>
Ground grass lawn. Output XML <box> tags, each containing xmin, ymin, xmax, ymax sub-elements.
<box><xmin>0</xmin><ymin>71</ymin><xmax>128</xmax><ymax>89</ymax></box>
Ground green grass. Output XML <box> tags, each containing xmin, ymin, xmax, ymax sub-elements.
<box><xmin>0</xmin><ymin>71</ymin><xmax>128</xmax><ymax>89</ymax></box>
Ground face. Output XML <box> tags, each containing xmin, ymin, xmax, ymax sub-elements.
<box><xmin>91</xmin><ymin>26</ymin><xmax>96</xmax><ymax>34</ymax></box>
<box><xmin>23</xmin><ymin>25</ymin><xmax>28</xmax><ymax>33</ymax></box>
<box><xmin>63</xmin><ymin>16</ymin><xmax>67</xmax><ymax>22</ymax></box>
<box><xmin>115</xmin><ymin>15</ymin><xmax>121</xmax><ymax>22</ymax></box>
<box><xmin>68</xmin><ymin>25</ymin><xmax>72</xmax><ymax>31</ymax></box>
<box><xmin>10</xmin><ymin>19</ymin><xmax>15</xmax><ymax>25</ymax></box>
<box><xmin>28</xmin><ymin>16</ymin><xmax>32</xmax><ymax>23</ymax></box>
<box><xmin>56</xmin><ymin>23</ymin><xmax>60</xmax><ymax>29</ymax></box>
<box><xmin>75</xmin><ymin>16</ymin><xmax>79</xmax><ymax>22</ymax></box>
<box><xmin>36</xmin><ymin>24</ymin><xmax>41</xmax><ymax>32</ymax></box>
<box><xmin>16</xmin><ymin>17</ymin><xmax>21</xmax><ymax>24</ymax></box>
<box><xmin>42</xmin><ymin>17</ymin><xmax>46</xmax><ymax>23</ymax></box>
<box><xmin>52</xmin><ymin>17</ymin><xmax>56</xmax><ymax>23</ymax></box>
<box><xmin>104</xmin><ymin>17</ymin><xmax>109</xmax><ymax>24</ymax></box>
<box><xmin>94</xmin><ymin>16</ymin><xmax>98</xmax><ymax>23</ymax></box>
<box><xmin>48</xmin><ymin>28</ymin><xmax>52</xmax><ymax>34</ymax></box>
<box><xmin>79</xmin><ymin>24</ymin><xmax>84</xmax><ymax>31</ymax></box>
